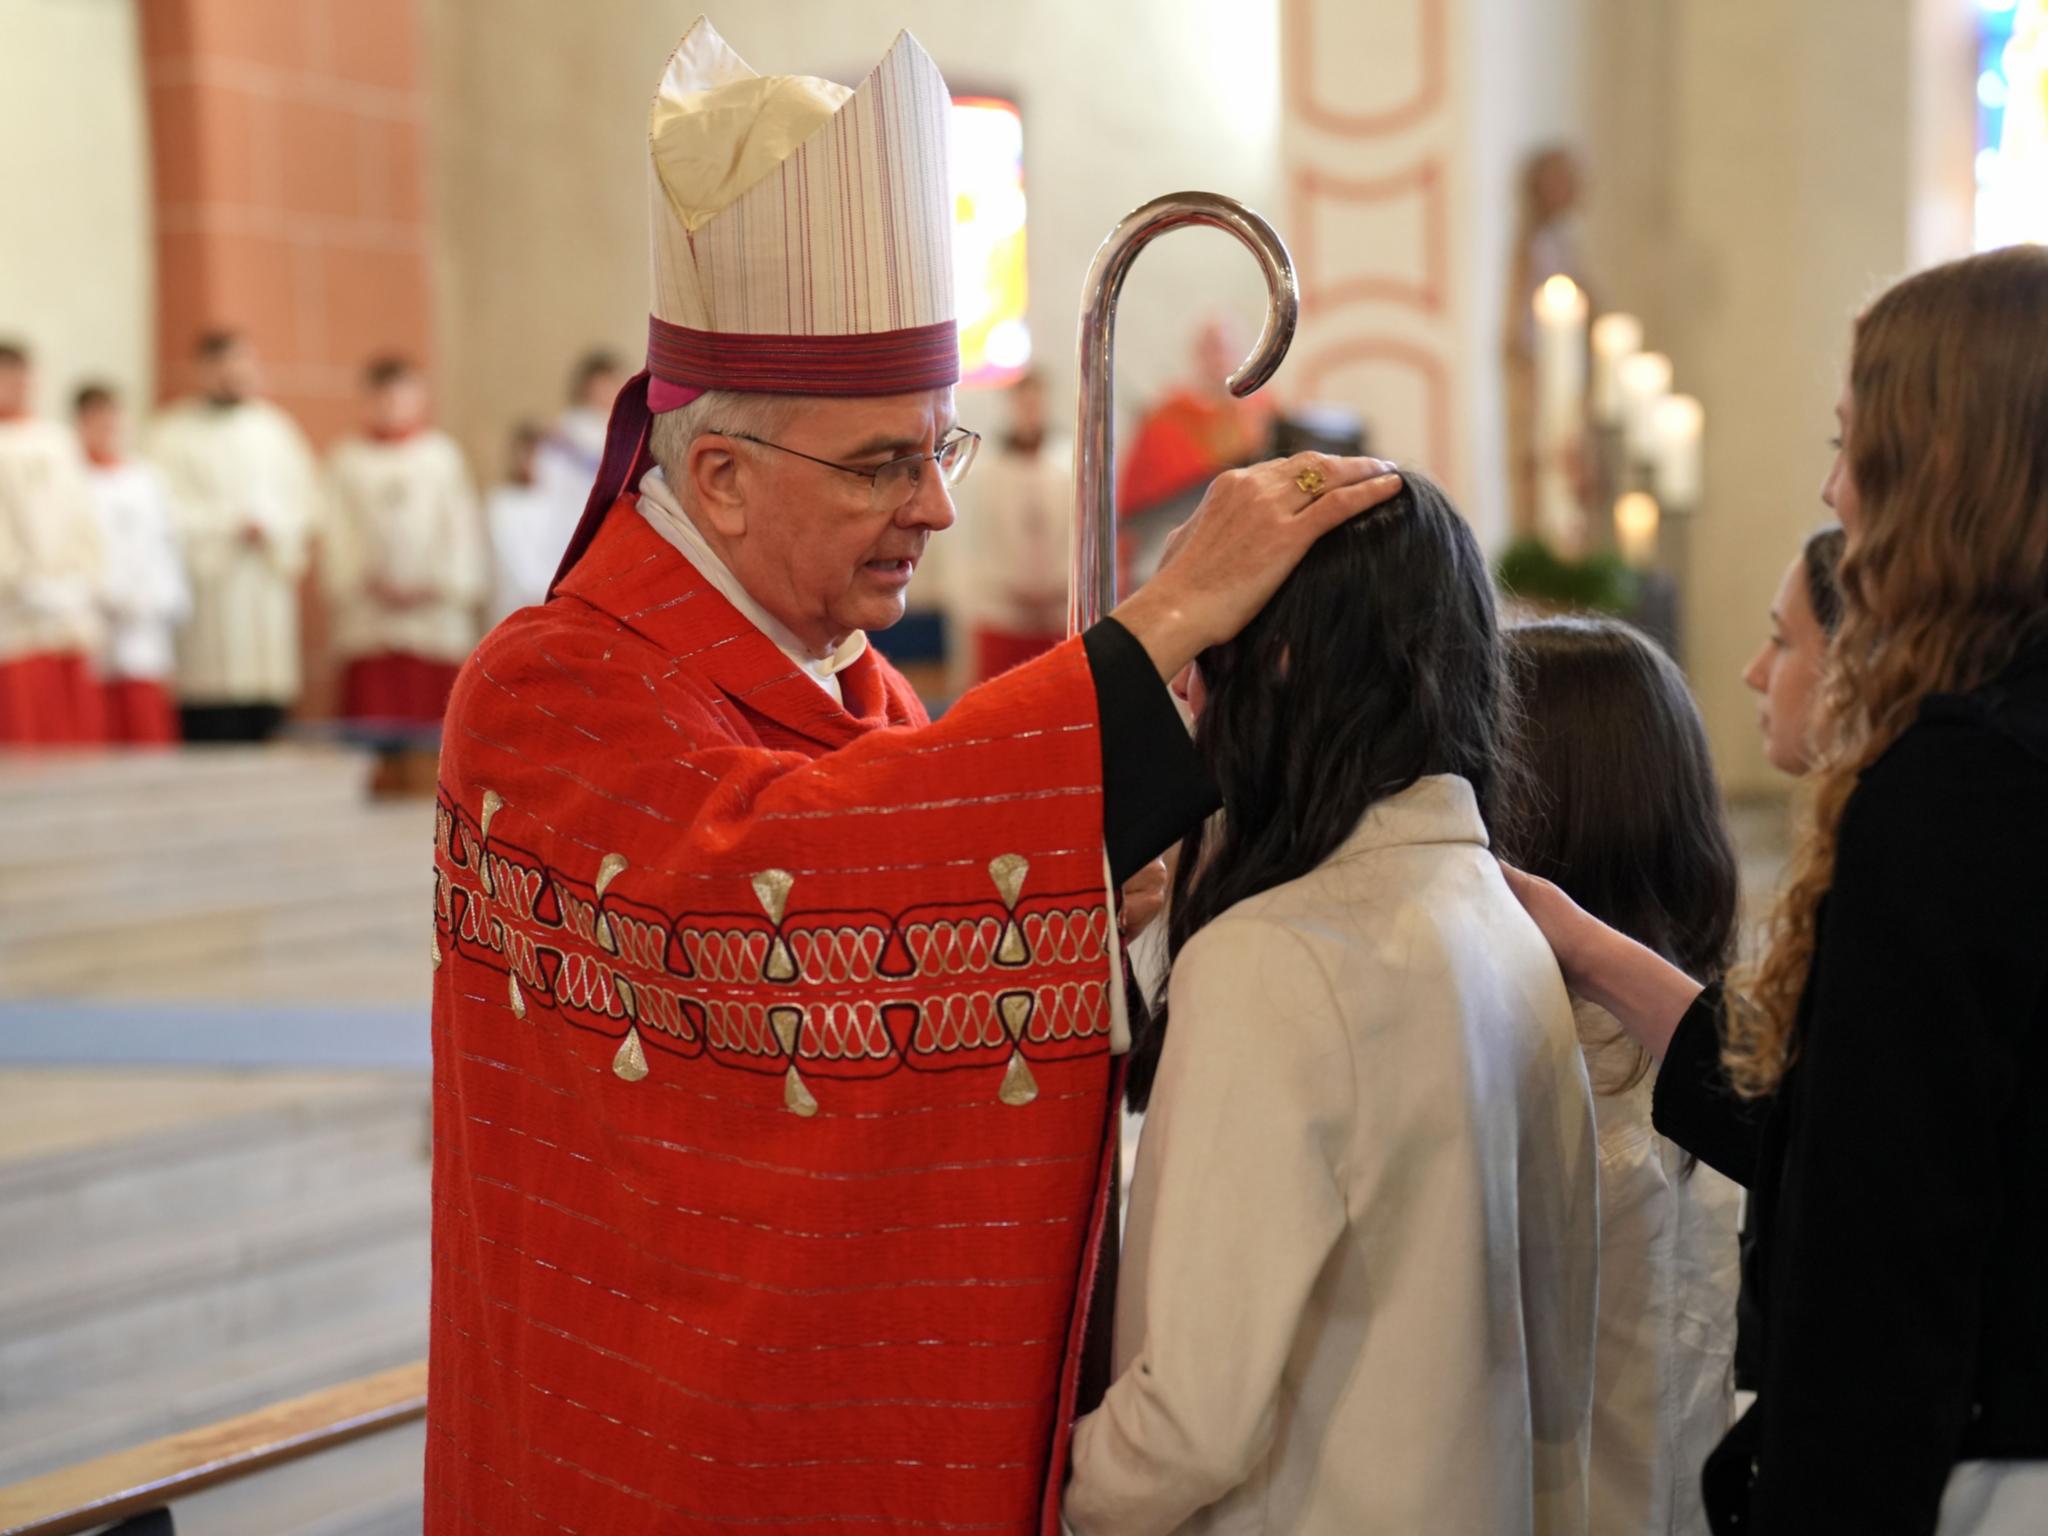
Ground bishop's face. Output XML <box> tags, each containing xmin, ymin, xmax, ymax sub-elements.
<box><xmin>719</xmin><ymin>388</ymin><xmax>961</xmax><ymax>655</ymax></box>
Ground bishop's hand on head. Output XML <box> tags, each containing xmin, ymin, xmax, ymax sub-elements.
<box><xmin>1111</xmin><ymin>452</ymin><xmax>1403</xmax><ymax>681</ymax></box>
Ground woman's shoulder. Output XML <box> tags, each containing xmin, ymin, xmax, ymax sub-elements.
<box><xmin>1843</xmin><ymin>692</ymin><xmax>2048</xmax><ymax>918</ymax></box>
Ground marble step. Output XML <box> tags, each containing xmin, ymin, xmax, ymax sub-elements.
<box><xmin>0</xmin><ymin>1169</ymin><xmax>428</xmax><ymax>1410</ymax></box>
<box><xmin>0</xmin><ymin>877</ymin><xmax>430</xmax><ymax>995</ymax></box>
<box><xmin>0</xmin><ymin>1296</ymin><xmax>426</xmax><ymax>1486</ymax></box>
<box><xmin>0</xmin><ymin>835</ymin><xmax>429</xmax><ymax>944</ymax></box>
<box><xmin>0</xmin><ymin>751</ymin><xmax>371</xmax><ymax>824</ymax></box>
<box><xmin>0</xmin><ymin>1076</ymin><xmax>427</xmax><ymax>1255</ymax></box>
<box><xmin>0</xmin><ymin>789</ymin><xmax>400</xmax><ymax>872</ymax></box>
<box><xmin>0</xmin><ymin>743</ymin><xmax>372</xmax><ymax>797</ymax></box>
<box><xmin>159</xmin><ymin>1419</ymin><xmax>426</xmax><ymax>1536</ymax></box>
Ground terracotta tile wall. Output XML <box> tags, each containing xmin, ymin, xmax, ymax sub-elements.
<box><xmin>139</xmin><ymin>0</ymin><xmax>432</xmax><ymax>447</ymax></box>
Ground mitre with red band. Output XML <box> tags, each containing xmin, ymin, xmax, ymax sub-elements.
<box><xmin>550</xmin><ymin>17</ymin><xmax>961</xmax><ymax>589</ymax></box>
<box><xmin>646</xmin><ymin>18</ymin><xmax>958</xmax><ymax>407</ymax></box>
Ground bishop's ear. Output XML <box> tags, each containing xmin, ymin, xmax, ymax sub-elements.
<box><xmin>684</xmin><ymin>432</ymin><xmax>751</xmax><ymax>538</ymax></box>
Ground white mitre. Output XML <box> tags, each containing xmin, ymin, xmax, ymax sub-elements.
<box><xmin>643</xmin><ymin>18</ymin><xmax>959</xmax><ymax>410</ymax></box>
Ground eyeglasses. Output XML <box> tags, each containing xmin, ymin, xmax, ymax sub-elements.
<box><xmin>716</xmin><ymin>426</ymin><xmax>982</xmax><ymax>514</ymax></box>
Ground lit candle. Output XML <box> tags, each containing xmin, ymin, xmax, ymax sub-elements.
<box><xmin>1617</xmin><ymin>350</ymin><xmax>1672</xmax><ymax>458</ymax></box>
<box><xmin>1615</xmin><ymin>491</ymin><xmax>1661</xmax><ymax>569</ymax></box>
<box><xmin>1590</xmin><ymin>313</ymin><xmax>1643</xmax><ymax>426</ymax></box>
<box><xmin>1651</xmin><ymin>393</ymin><xmax>1704</xmax><ymax>509</ymax></box>
<box><xmin>1533</xmin><ymin>275</ymin><xmax>1589</xmax><ymax>443</ymax></box>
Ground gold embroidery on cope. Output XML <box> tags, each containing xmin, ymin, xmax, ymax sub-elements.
<box><xmin>753</xmin><ymin>868</ymin><xmax>799</xmax><ymax>982</ymax></box>
<box><xmin>593</xmin><ymin>852</ymin><xmax>629</xmax><ymax>953</ymax></box>
<box><xmin>989</xmin><ymin>853</ymin><xmax>1032</xmax><ymax>967</ymax></box>
<box><xmin>997</xmin><ymin>990</ymin><xmax>1039</xmax><ymax>1106</ymax></box>
<box><xmin>771</xmin><ymin>1005</ymin><xmax>819</xmax><ymax>1117</ymax></box>
<box><xmin>613</xmin><ymin>1027</ymin><xmax>650</xmax><ymax>1082</ymax></box>
<box><xmin>478</xmin><ymin>789</ymin><xmax>504</xmax><ymax>895</ymax></box>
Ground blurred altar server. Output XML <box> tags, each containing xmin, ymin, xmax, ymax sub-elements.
<box><xmin>149</xmin><ymin>330</ymin><xmax>319</xmax><ymax>742</ymax></box>
<box><xmin>76</xmin><ymin>383</ymin><xmax>188</xmax><ymax>746</ymax></box>
<box><xmin>954</xmin><ymin>368</ymin><xmax>1073</xmax><ymax>683</ymax></box>
<box><xmin>484</xmin><ymin>420</ymin><xmax>551</xmax><ymax>623</ymax></box>
<box><xmin>322</xmin><ymin>355</ymin><xmax>485</xmax><ymax>729</ymax></box>
<box><xmin>0</xmin><ymin>342</ymin><xmax>107</xmax><ymax>745</ymax></box>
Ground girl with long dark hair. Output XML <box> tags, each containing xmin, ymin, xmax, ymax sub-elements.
<box><xmin>1500</xmin><ymin>618</ymin><xmax>1743</xmax><ymax>1536</ymax></box>
<box><xmin>1505</xmin><ymin>244</ymin><xmax>2048</xmax><ymax>1534</ymax></box>
<box><xmin>1064</xmin><ymin>474</ymin><xmax>1599</xmax><ymax>1536</ymax></box>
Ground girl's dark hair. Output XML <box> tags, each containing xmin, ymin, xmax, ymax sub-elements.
<box><xmin>1496</xmin><ymin>618</ymin><xmax>1739</xmax><ymax>1090</ymax></box>
<box><xmin>1802</xmin><ymin>523</ymin><xmax>1847</xmax><ymax>637</ymax></box>
<box><xmin>1128</xmin><ymin>471</ymin><xmax>1512</xmax><ymax>1110</ymax></box>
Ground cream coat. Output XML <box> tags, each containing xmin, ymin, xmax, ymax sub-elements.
<box><xmin>0</xmin><ymin>419</ymin><xmax>106</xmax><ymax>662</ymax></box>
<box><xmin>321</xmin><ymin>431</ymin><xmax>485</xmax><ymax>663</ymax></box>
<box><xmin>148</xmin><ymin>399</ymin><xmax>318</xmax><ymax>703</ymax></box>
<box><xmin>1067</xmin><ymin>775</ymin><xmax>1599</xmax><ymax>1536</ymax></box>
<box><xmin>1574</xmin><ymin>999</ymin><xmax>1740</xmax><ymax>1536</ymax></box>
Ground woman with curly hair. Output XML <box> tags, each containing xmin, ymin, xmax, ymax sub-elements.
<box><xmin>1504</xmin><ymin>243</ymin><xmax>2048</xmax><ymax>1535</ymax></box>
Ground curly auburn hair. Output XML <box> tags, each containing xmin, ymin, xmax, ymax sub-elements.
<box><xmin>1728</xmin><ymin>244</ymin><xmax>2048</xmax><ymax>1097</ymax></box>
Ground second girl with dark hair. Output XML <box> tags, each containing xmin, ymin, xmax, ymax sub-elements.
<box><xmin>1501</xmin><ymin>618</ymin><xmax>1743</xmax><ymax>1536</ymax></box>
<box><xmin>1064</xmin><ymin>473</ymin><xmax>1598</xmax><ymax>1536</ymax></box>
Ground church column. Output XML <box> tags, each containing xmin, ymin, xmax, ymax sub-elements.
<box><xmin>1276</xmin><ymin>0</ymin><xmax>1588</xmax><ymax>546</ymax></box>
<box><xmin>137</xmin><ymin>0</ymin><xmax>435</xmax><ymax>447</ymax></box>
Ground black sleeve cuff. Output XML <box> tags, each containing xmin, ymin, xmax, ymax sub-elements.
<box><xmin>1083</xmin><ymin>618</ymin><xmax>1220</xmax><ymax>886</ymax></box>
<box><xmin>1651</xmin><ymin>983</ymin><xmax>1769</xmax><ymax>1186</ymax></box>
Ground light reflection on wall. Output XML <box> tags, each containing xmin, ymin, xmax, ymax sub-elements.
<box><xmin>951</xmin><ymin>96</ymin><xmax>1031</xmax><ymax>386</ymax></box>
<box><xmin>1976</xmin><ymin>0</ymin><xmax>2048</xmax><ymax>250</ymax></box>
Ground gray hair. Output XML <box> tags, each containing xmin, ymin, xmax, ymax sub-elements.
<box><xmin>648</xmin><ymin>389</ymin><xmax>810</xmax><ymax>489</ymax></box>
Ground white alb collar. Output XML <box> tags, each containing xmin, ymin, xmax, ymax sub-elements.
<box><xmin>635</xmin><ymin>467</ymin><xmax>868</xmax><ymax>701</ymax></box>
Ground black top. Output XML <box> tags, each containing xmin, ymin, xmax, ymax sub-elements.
<box><xmin>1083</xmin><ymin>618</ymin><xmax>1219</xmax><ymax>884</ymax></box>
<box><xmin>1653</xmin><ymin>641</ymin><xmax>2048</xmax><ymax>1534</ymax></box>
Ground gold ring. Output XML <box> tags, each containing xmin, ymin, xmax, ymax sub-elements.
<box><xmin>1295</xmin><ymin>465</ymin><xmax>1326</xmax><ymax>497</ymax></box>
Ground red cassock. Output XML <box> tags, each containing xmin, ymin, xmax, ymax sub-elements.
<box><xmin>0</xmin><ymin>653</ymin><xmax>106</xmax><ymax>747</ymax></box>
<box><xmin>428</xmin><ymin>499</ymin><xmax>1121</xmax><ymax>1535</ymax></box>
<box><xmin>100</xmin><ymin>678</ymin><xmax>179</xmax><ymax>747</ymax></box>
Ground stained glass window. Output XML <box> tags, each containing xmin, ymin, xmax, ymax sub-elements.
<box><xmin>1976</xmin><ymin>0</ymin><xmax>2048</xmax><ymax>250</ymax></box>
<box><xmin>951</xmin><ymin>97</ymin><xmax>1031</xmax><ymax>386</ymax></box>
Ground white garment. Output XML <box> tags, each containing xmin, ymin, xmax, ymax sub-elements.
<box><xmin>0</xmin><ymin>418</ymin><xmax>105</xmax><ymax>663</ymax></box>
<box><xmin>1067</xmin><ymin>774</ymin><xmax>1599</xmax><ymax>1536</ymax></box>
<box><xmin>147</xmin><ymin>398</ymin><xmax>318</xmax><ymax>703</ymax></box>
<box><xmin>486</xmin><ymin>479</ymin><xmax>566</xmax><ymax>623</ymax></box>
<box><xmin>1936</xmin><ymin>1461</ymin><xmax>2048</xmax><ymax>1534</ymax></box>
<box><xmin>321</xmin><ymin>431</ymin><xmax>485</xmax><ymax>663</ymax></box>
<box><xmin>950</xmin><ymin>438</ymin><xmax>1073</xmax><ymax>635</ymax></box>
<box><xmin>1574</xmin><ymin>998</ymin><xmax>1740</xmax><ymax>1536</ymax></box>
<box><xmin>529</xmin><ymin>405</ymin><xmax>607</xmax><ymax>575</ymax></box>
<box><xmin>633</xmin><ymin>467</ymin><xmax>865</xmax><ymax>703</ymax></box>
<box><xmin>85</xmin><ymin>460</ymin><xmax>189</xmax><ymax>681</ymax></box>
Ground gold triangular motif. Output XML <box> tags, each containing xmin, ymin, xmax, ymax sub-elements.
<box><xmin>996</xmin><ymin>919</ymin><xmax>1029</xmax><ymax>966</ymax></box>
<box><xmin>751</xmin><ymin>868</ymin><xmax>795</xmax><ymax>924</ymax></box>
<box><xmin>594</xmin><ymin>852</ymin><xmax>629</xmax><ymax>896</ymax></box>
<box><xmin>999</xmin><ymin>991</ymin><xmax>1032</xmax><ymax>1041</ymax></box>
<box><xmin>988</xmin><ymin>853</ymin><xmax>1029</xmax><ymax>910</ymax></box>
<box><xmin>431</xmin><ymin>931</ymin><xmax>443</xmax><ymax>971</ymax></box>
<box><xmin>508</xmin><ymin>971</ymin><xmax>527</xmax><ymax>1019</ymax></box>
<box><xmin>614</xmin><ymin>975</ymin><xmax>638</xmax><ymax>1020</ymax></box>
<box><xmin>613</xmin><ymin>1027</ymin><xmax>649</xmax><ymax>1082</ymax></box>
<box><xmin>479</xmin><ymin>789</ymin><xmax>504</xmax><ymax>842</ymax></box>
<box><xmin>764</xmin><ymin>936</ymin><xmax>797</xmax><ymax>983</ymax></box>
<box><xmin>999</xmin><ymin>1050</ymin><xmax>1039</xmax><ymax>1107</ymax></box>
<box><xmin>784</xmin><ymin>1065</ymin><xmax>819</xmax><ymax>1118</ymax></box>
<box><xmin>770</xmin><ymin>1006</ymin><xmax>803</xmax><ymax>1054</ymax></box>
<box><xmin>595</xmin><ymin>912</ymin><xmax>617</xmax><ymax>953</ymax></box>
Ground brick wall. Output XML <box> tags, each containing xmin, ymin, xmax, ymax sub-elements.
<box><xmin>139</xmin><ymin>0</ymin><xmax>433</xmax><ymax>446</ymax></box>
